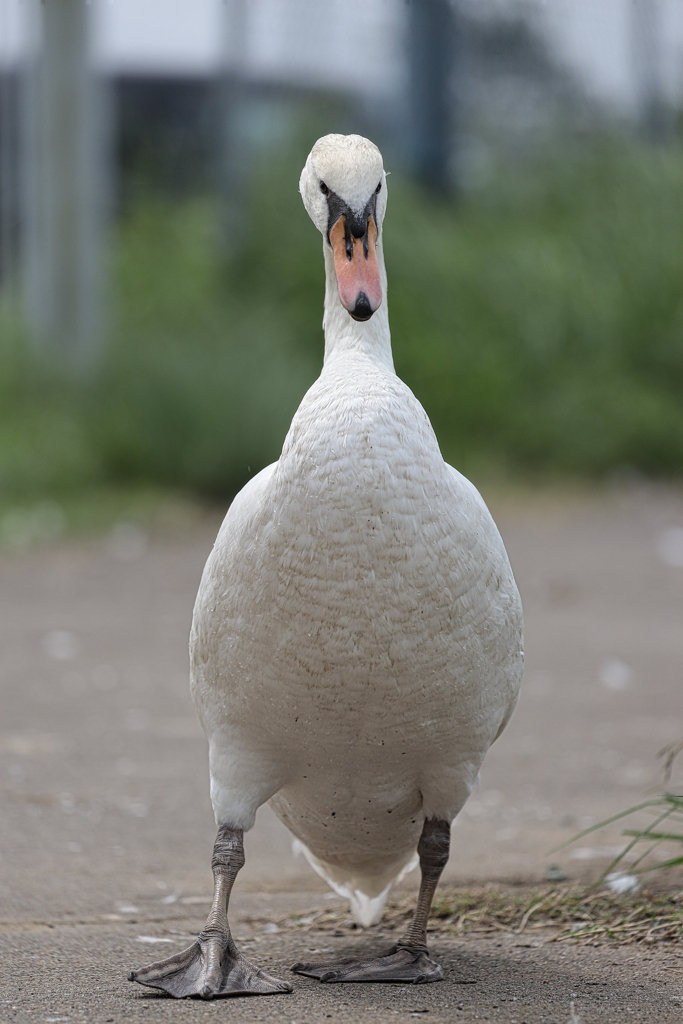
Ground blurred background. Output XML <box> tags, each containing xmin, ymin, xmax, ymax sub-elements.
<box><xmin>1</xmin><ymin>0</ymin><xmax>683</xmax><ymax>528</ymax></box>
<box><xmin>1</xmin><ymin>1</ymin><xmax>683</xmax><ymax>933</ymax></box>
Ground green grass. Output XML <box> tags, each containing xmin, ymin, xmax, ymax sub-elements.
<box><xmin>2</xmin><ymin>132</ymin><xmax>683</xmax><ymax>511</ymax></box>
<box><xmin>98</xmin><ymin>196</ymin><xmax>316</xmax><ymax>495</ymax></box>
<box><xmin>559</xmin><ymin>740</ymin><xmax>683</xmax><ymax>886</ymax></box>
<box><xmin>388</xmin><ymin>142</ymin><xmax>683</xmax><ymax>480</ymax></box>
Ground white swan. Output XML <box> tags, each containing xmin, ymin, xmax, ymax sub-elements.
<box><xmin>130</xmin><ymin>133</ymin><xmax>523</xmax><ymax>999</ymax></box>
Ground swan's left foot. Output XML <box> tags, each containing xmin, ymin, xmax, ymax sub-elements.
<box><xmin>292</xmin><ymin>944</ymin><xmax>443</xmax><ymax>984</ymax></box>
<box><xmin>293</xmin><ymin>817</ymin><xmax>451</xmax><ymax>987</ymax></box>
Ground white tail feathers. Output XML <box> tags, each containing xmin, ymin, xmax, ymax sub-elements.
<box><xmin>292</xmin><ymin>839</ymin><xmax>419</xmax><ymax>927</ymax></box>
<box><xmin>344</xmin><ymin>886</ymin><xmax>391</xmax><ymax>928</ymax></box>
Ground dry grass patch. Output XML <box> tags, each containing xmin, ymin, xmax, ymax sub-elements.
<box><xmin>275</xmin><ymin>884</ymin><xmax>683</xmax><ymax>947</ymax></box>
<box><xmin>426</xmin><ymin>884</ymin><xmax>683</xmax><ymax>945</ymax></box>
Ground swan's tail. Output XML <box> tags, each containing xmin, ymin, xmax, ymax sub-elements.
<box><xmin>292</xmin><ymin>840</ymin><xmax>419</xmax><ymax>928</ymax></box>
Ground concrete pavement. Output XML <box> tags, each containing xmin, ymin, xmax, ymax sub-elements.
<box><xmin>2</xmin><ymin>482</ymin><xmax>682</xmax><ymax>1021</ymax></box>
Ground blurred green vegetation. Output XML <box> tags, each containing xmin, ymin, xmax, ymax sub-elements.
<box><xmin>2</xmin><ymin>134</ymin><xmax>683</xmax><ymax>521</ymax></box>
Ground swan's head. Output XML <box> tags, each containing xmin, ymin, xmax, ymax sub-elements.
<box><xmin>300</xmin><ymin>134</ymin><xmax>387</xmax><ymax>322</ymax></box>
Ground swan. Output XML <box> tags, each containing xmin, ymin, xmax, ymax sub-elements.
<box><xmin>129</xmin><ymin>133</ymin><xmax>524</xmax><ymax>998</ymax></box>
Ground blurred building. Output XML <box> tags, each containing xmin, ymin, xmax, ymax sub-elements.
<box><xmin>1</xmin><ymin>0</ymin><xmax>682</xmax><ymax>338</ymax></box>
<box><xmin>2</xmin><ymin>0</ymin><xmax>681</xmax><ymax>109</ymax></box>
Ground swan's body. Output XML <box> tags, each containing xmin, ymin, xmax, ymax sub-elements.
<box><xmin>192</xmin><ymin>349</ymin><xmax>522</xmax><ymax>919</ymax></box>
<box><xmin>130</xmin><ymin>134</ymin><xmax>523</xmax><ymax>999</ymax></box>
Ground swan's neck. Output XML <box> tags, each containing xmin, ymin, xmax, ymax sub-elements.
<box><xmin>322</xmin><ymin>239</ymin><xmax>395</xmax><ymax>373</ymax></box>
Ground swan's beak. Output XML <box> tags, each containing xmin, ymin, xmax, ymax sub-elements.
<box><xmin>329</xmin><ymin>215</ymin><xmax>382</xmax><ymax>322</ymax></box>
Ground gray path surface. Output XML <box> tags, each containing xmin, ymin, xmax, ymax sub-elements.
<box><xmin>1</xmin><ymin>483</ymin><xmax>682</xmax><ymax>1022</ymax></box>
<box><xmin>4</xmin><ymin>913</ymin><xmax>683</xmax><ymax>1023</ymax></box>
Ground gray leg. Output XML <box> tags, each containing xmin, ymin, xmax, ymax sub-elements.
<box><xmin>292</xmin><ymin>817</ymin><xmax>450</xmax><ymax>984</ymax></box>
<box><xmin>396</xmin><ymin>816</ymin><xmax>450</xmax><ymax>950</ymax></box>
<box><xmin>129</xmin><ymin>824</ymin><xmax>292</xmax><ymax>999</ymax></box>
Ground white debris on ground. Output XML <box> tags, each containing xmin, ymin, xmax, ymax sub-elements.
<box><xmin>605</xmin><ymin>872</ymin><xmax>641</xmax><ymax>894</ymax></box>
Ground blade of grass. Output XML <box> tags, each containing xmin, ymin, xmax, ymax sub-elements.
<box><xmin>597</xmin><ymin>805</ymin><xmax>677</xmax><ymax>883</ymax></box>
<box><xmin>622</xmin><ymin>830</ymin><xmax>683</xmax><ymax>843</ymax></box>
<box><xmin>549</xmin><ymin>799</ymin><xmax>662</xmax><ymax>854</ymax></box>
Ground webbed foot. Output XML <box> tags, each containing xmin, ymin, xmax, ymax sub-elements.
<box><xmin>291</xmin><ymin>943</ymin><xmax>443</xmax><ymax>984</ymax></box>
<box><xmin>129</xmin><ymin>930</ymin><xmax>292</xmax><ymax>999</ymax></box>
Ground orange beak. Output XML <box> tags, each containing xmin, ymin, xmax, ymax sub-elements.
<box><xmin>329</xmin><ymin>215</ymin><xmax>382</xmax><ymax>321</ymax></box>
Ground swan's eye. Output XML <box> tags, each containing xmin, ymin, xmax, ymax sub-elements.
<box><xmin>320</xmin><ymin>181</ymin><xmax>329</xmax><ymax>196</ymax></box>
<box><xmin>375</xmin><ymin>181</ymin><xmax>382</xmax><ymax>194</ymax></box>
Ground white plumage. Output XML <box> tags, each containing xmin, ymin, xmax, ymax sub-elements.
<box><xmin>189</xmin><ymin>133</ymin><xmax>524</xmax><ymax>928</ymax></box>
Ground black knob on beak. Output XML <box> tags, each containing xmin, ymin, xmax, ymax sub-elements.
<box><xmin>350</xmin><ymin>292</ymin><xmax>374</xmax><ymax>322</ymax></box>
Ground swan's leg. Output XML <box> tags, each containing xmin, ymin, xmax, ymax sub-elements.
<box><xmin>292</xmin><ymin>817</ymin><xmax>449</xmax><ymax>984</ymax></box>
<box><xmin>128</xmin><ymin>824</ymin><xmax>292</xmax><ymax>999</ymax></box>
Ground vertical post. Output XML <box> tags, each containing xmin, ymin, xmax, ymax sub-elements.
<box><xmin>0</xmin><ymin>73</ymin><xmax>14</xmax><ymax>292</ymax></box>
<box><xmin>22</xmin><ymin>0</ymin><xmax>108</xmax><ymax>372</ymax></box>
<box><xmin>218</xmin><ymin>0</ymin><xmax>249</xmax><ymax>256</ymax></box>
<box><xmin>631</xmin><ymin>0</ymin><xmax>667</xmax><ymax>141</ymax></box>
<box><xmin>0</xmin><ymin>5</ymin><xmax>18</xmax><ymax>294</ymax></box>
<box><xmin>408</xmin><ymin>0</ymin><xmax>456</xmax><ymax>196</ymax></box>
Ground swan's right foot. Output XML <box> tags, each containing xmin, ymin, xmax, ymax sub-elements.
<box><xmin>128</xmin><ymin>823</ymin><xmax>292</xmax><ymax>999</ymax></box>
<box><xmin>129</xmin><ymin>929</ymin><xmax>292</xmax><ymax>999</ymax></box>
